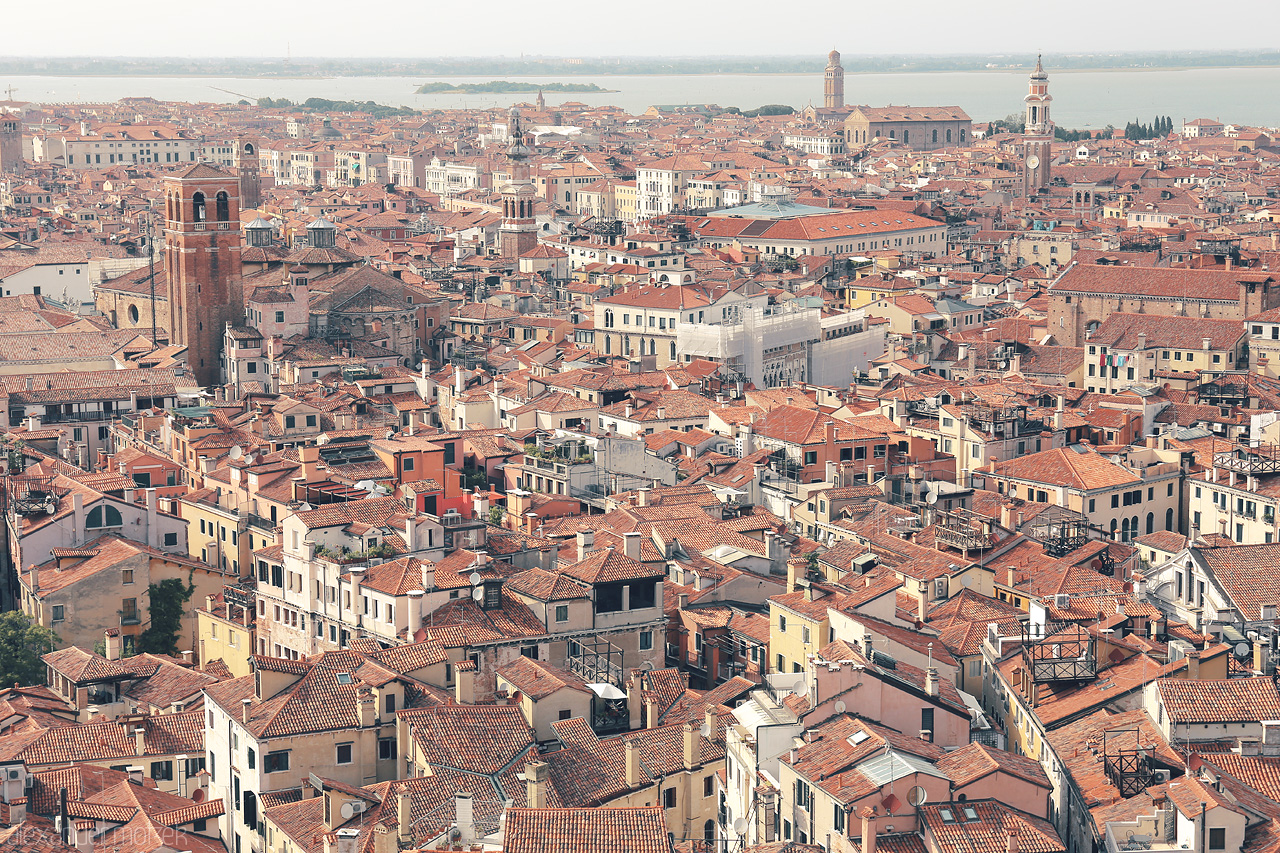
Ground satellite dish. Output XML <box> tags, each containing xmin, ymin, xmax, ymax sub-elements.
<box><xmin>340</xmin><ymin>802</ymin><xmax>356</xmax><ymax>820</ymax></box>
<box><xmin>925</xmin><ymin>490</ymin><xmax>938</xmax><ymax>505</ymax></box>
<box><xmin>354</xmin><ymin>480</ymin><xmax>377</xmax><ymax>493</ymax></box>
<box><xmin>733</xmin><ymin>818</ymin><xmax>749</xmax><ymax>835</ymax></box>
<box><xmin>834</xmin><ymin>700</ymin><xmax>847</xmax><ymax>714</ymax></box>
<box><xmin>191</xmin><ymin>788</ymin><xmax>205</xmax><ymax>803</ymax></box>
<box><xmin>1235</xmin><ymin>642</ymin><xmax>1251</xmax><ymax>658</ymax></box>
<box><xmin>1090</xmin><ymin>558</ymin><xmax>1104</xmax><ymax>570</ymax></box>
<box><xmin>962</xmin><ymin>575</ymin><xmax>972</xmax><ymax>588</ymax></box>
<box><xmin>469</xmin><ymin>571</ymin><xmax>483</xmax><ymax>586</ymax></box>
<box><xmin>229</xmin><ymin>446</ymin><xmax>243</xmax><ymax>460</ymax></box>
<box><xmin>908</xmin><ymin>785</ymin><xmax>927</xmax><ymax>806</ymax></box>
<box><xmin>700</xmin><ymin>721</ymin><xmax>712</xmax><ymax>738</ymax></box>
<box><xmin>472</xmin><ymin>586</ymin><xmax>485</xmax><ymax>602</ymax></box>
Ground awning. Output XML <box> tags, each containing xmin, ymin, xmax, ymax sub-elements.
<box><xmin>588</xmin><ymin>683</ymin><xmax>626</xmax><ymax>700</ymax></box>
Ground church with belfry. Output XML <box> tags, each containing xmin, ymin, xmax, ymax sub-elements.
<box><xmin>801</xmin><ymin>50</ymin><xmax>854</xmax><ymax>123</ymax></box>
<box><xmin>1021</xmin><ymin>55</ymin><xmax>1054</xmax><ymax>197</ymax></box>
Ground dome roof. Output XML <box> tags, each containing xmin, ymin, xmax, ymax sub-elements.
<box><xmin>311</xmin><ymin>119</ymin><xmax>343</xmax><ymax>141</ymax></box>
<box><xmin>245</xmin><ymin>217</ymin><xmax>273</xmax><ymax>230</ymax></box>
<box><xmin>307</xmin><ymin>217</ymin><xmax>336</xmax><ymax>230</ymax></box>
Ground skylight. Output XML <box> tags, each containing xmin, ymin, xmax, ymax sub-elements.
<box><xmin>336</xmin><ymin>673</ymin><xmax>353</xmax><ymax>685</ymax></box>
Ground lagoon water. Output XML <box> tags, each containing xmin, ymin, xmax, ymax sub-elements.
<box><xmin>6</xmin><ymin>67</ymin><xmax>1280</xmax><ymax>128</ymax></box>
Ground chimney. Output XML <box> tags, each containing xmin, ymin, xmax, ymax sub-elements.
<box><xmin>623</xmin><ymin>531</ymin><xmax>642</xmax><ymax>561</ymax></box>
<box><xmin>404</xmin><ymin>516</ymin><xmax>417</xmax><ymax>551</ymax></box>
<box><xmin>625</xmin><ymin>739</ymin><xmax>642</xmax><ymax>787</ymax></box>
<box><xmin>861</xmin><ymin>807</ymin><xmax>877</xmax><ymax>853</ymax></box>
<box><xmin>71</xmin><ymin>493</ymin><xmax>84</xmax><ymax>544</ymax></box>
<box><xmin>683</xmin><ymin>720</ymin><xmax>701</xmax><ymax>770</ymax></box>
<box><xmin>637</xmin><ymin>488</ymin><xmax>650</xmax><ymax>507</ymax></box>
<box><xmin>627</xmin><ymin>670</ymin><xmax>644</xmax><ymax>730</ymax></box>
<box><xmin>454</xmin><ymin>663</ymin><xmax>476</xmax><ymax>705</ymax></box>
<box><xmin>407</xmin><ymin>589</ymin><xmax>424</xmax><ymax>639</ymax></box>
<box><xmin>917</xmin><ymin>590</ymin><xmax>927</xmax><ymax>622</ymax></box>
<box><xmin>242</xmin><ymin>698</ymin><xmax>252</xmax><ymax>725</ymax></box>
<box><xmin>576</xmin><ymin>530</ymin><xmax>595</xmax><ymax>561</ymax></box>
<box><xmin>127</xmin><ymin>765</ymin><xmax>143</xmax><ymax>785</ymax></box>
<box><xmin>104</xmin><ymin>630</ymin><xmax>120</xmax><ymax>661</ymax></box>
<box><xmin>1186</xmin><ymin>649</ymin><xmax>1201</xmax><ymax>680</ymax></box>
<box><xmin>454</xmin><ymin>792</ymin><xmax>474</xmax><ymax>843</ymax></box>
<box><xmin>332</xmin><ymin>828</ymin><xmax>360</xmax><ymax>853</ymax></box>
<box><xmin>1001</xmin><ymin>503</ymin><xmax>1014</xmax><ymax>530</ymax></box>
<box><xmin>300</xmin><ymin>444</ymin><xmax>322</xmax><ymax>484</ymax></box>
<box><xmin>397</xmin><ymin>788</ymin><xmax>413</xmax><ymax>843</ymax></box>
<box><xmin>925</xmin><ymin>667</ymin><xmax>939</xmax><ymax>697</ymax></box>
<box><xmin>526</xmin><ymin>761</ymin><xmax>549</xmax><ymax>809</ymax></box>
<box><xmin>678</xmin><ymin>593</ymin><xmax>689</xmax><ymax>611</ymax></box>
<box><xmin>1053</xmin><ymin>395</ymin><xmax>1064</xmax><ymax>430</ymax></box>
<box><xmin>1007</xmin><ymin>830</ymin><xmax>1020</xmax><ymax>853</ymax></box>
<box><xmin>75</xmin><ymin>686</ymin><xmax>87</xmax><ymax>710</ymax></box>
<box><xmin>134</xmin><ymin>727</ymin><xmax>145</xmax><ymax>756</ymax></box>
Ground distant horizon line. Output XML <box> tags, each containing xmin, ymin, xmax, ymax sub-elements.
<box><xmin>3</xmin><ymin>49</ymin><xmax>1280</xmax><ymax>60</ymax></box>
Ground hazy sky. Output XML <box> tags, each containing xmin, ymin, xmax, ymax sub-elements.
<box><xmin>8</xmin><ymin>0</ymin><xmax>1279</xmax><ymax>57</ymax></box>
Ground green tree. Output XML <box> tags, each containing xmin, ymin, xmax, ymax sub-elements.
<box><xmin>488</xmin><ymin>505</ymin><xmax>506</xmax><ymax>526</ymax></box>
<box><xmin>0</xmin><ymin>611</ymin><xmax>57</xmax><ymax>687</ymax></box>
<box><xmin>137</xmin><ymin>576</ymin><xmax>195</xmax><ymax>656</ymax></box>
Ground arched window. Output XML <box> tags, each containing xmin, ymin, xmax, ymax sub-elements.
<box><xmin>1166</xmin><ymin>507</ymin><xmax>1174</xmax><ymax>531</ymax></box>
<box><xmin>670</xmin><ymin>340</ymin><xmax>677</xmax><ymax>361</ymax></box>
<box><xmin>1121</xmin><ymin>517</ymin><xmax>1131</xmax><ymax>542</ymax></box>
<box><xmin>604</xmin><ymin>310</ymin><xmax>614</xmax><ymax>329</ymax></box>
<box><xmin>192</xmin><ymin>191</ymin><xmax>206</xmax><ymax>222</ymax></box>
<box><xmin>86</xmin><ymin>504</ymin><xmax>123</xmax><ymax>529</ymax></box>
<box><xmin>946</xmin><ymin>128</ymin><xmax>953</xmax><ymax>143</ymax></box>
<box><xmin>704</xmin><ymin>820</ymin><xmax>715</xmax><ymax>843</ymax></box>
<box><xmin>1110</xmin><ymin>518</ymin><xmax>1118</xmax><ymax>539</ymax></box>
<box><xmin>243</xmin><ymin>142</ymin><xmax>255</xmax><ymax>155</ymax></box>
<box><xmin>932</xmin><ymin>129</ymin><xmax>938</xmax><ymax>143</ymax></box>
<box><xmin>215</xmin><ymin>191</ymin><xmax>230</xmax><ymax>222</ymax></box>
<box><xmin>1146</xmin><ymin>512</ymin><xmax>1155</xmax><ymax>535</ymax></box>
<box><xmin>604</xmin><ymin>336</ymin><xmax>612</xmax><ymax>355</ymax></box>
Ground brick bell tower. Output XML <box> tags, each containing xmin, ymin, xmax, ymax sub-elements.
<box><xmin>499</xmin><ymin>108</ymin><xmax>538</xmax><ymax>260</ymax></box>
<box><xmin>824</xmin><ymin>49</ymin><xmax>845</xmax><ymax>110</ymax></box>
<box><xmin>234</xmin><ymin>138</ymin><xmax>262</xmax><ymax>210</ymax></box>
<box><xmin>163</xmin><ymin>164</ymin><xmax>245</xmax><ymax>386</ymax></box>
<box><xmin>1022</xmin><ymin>54</ymin><xmax>1054</xmax><ymax>198</ymax></box>
<box><xmin>0</xmin><ymin>113</ymin><xmax>23</xmax><ymax>174</ymax></box>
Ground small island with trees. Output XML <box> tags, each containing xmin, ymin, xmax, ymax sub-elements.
<box><xmin>415</xmin><ymin>81</ymin><xmax>616</xmax><ymax>95</ymax></box>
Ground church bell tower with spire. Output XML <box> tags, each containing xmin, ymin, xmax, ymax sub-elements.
<box><xmin>1022</xmin><ymin>55</ymin><xmax>1054</xmax><ymax>197</ymax></box>
<box><xmin>499</xmin><ymin>108</ymin><xmax>538</xmax><ymax>260</ymax></box>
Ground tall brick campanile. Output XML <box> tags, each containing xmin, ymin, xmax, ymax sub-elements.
<box><xmin>235</xmin><ymin>138</ymin><xmax>262</xmax><ymax>210</ymax></box>
<box><xmin>163</xmin><ymin>164</ymin><xmax>244</xmax><ymax>386</ymax></box>
<box><xmin>824</xmin><ymin>49</ymin><xmax>845</xmax><ymax>110</ymax></box>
